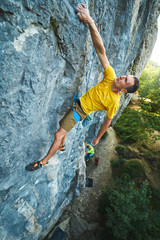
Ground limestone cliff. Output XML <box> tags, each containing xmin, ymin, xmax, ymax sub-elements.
<box><xmin>0</xmin><ymin>0</ymin><xmax>159</xmax><ymax>239</ymax></box>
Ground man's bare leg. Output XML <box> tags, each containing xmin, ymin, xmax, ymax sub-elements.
<box><xmin>40</xmin><ymin>127</ymin><xmax>67</xmax><ymax>165</ymax></box>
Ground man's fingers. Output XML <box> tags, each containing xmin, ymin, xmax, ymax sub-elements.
<box><xmin>75</xmin><ymin>6</ymin><xmax>82</xmax><ymax>14</ymax></box>
<box><xmin>77</xmin><ymin>12</ymin><xmax>84</xmax><ymax>22</ymax></box>
<box><xmin>80</xmin><ymin>3</ymin><xmax>86</xmax><ymax>8</ymax></box>
<box><xmin>76</xmin><ymin>4</ymin><xmax>82</xmax><ymax>10</ymax></box>
<box><xmin>77</xmin><ymin>3</ymin><xmax>85</xmax><ymax>7</ymax></box>
<box><xmin>76</xmin><ymin>12</ymin><xmax>81</xmax><ymax>18</ymax></box>
<box><xmin>76</xmin><ymin>3</ymin><xmax>88</xmax><ymax>22</ymax></box>
<box><xmin>76</xmin><ymin>3</ymin><xmax>86</xmax><ymax>10</ymax></box>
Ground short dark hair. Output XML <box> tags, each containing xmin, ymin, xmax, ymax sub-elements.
<box><xmin>126</xmin><ymin>77</ymin><xmax>139</xmax><ymax>93</ymax></box>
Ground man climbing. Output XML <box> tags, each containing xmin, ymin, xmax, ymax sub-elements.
<box><xmin>85</xmin><ymin>143</ymin><xmax>95</xmax><ymax>161</ymax></box>
<box><xmin>26</xmin><ymin>3</ymin><xmax>139</xmax><ymax>171</ymax></box>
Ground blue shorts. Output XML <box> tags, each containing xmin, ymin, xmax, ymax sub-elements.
<box><xmin>85</xmin><ymin>153</ymin><xmax>94</xmax><ymax>161</ymax></box>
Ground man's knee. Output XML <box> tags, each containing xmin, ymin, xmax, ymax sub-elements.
<box><xmin>54</xmin><ymin>128</ymin><xmax>66</xmax><ymax>141</ymax></box>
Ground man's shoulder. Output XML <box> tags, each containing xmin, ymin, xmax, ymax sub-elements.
<box><xmin>103</xmin><ymin>65</ymin><xmax>117</xmax><ymax>81</ymax></box>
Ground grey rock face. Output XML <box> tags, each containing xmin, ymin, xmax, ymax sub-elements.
<box><xmin>0</xmin><ymin>0</ymin><xmax>159</xmax><ymax>239</ymax></box>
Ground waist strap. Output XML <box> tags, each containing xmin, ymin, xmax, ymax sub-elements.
<box><xmin>72</xmin><ymin>99</ymin><xmax>87</xmax><ymax>123</ymax></box>
<box><xmin>72</xmin><ymin>101</ymin><xmax>81</xmax><ymax>123</ymax></box>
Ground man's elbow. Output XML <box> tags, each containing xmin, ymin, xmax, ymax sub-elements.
<box><xmin>105</xmin><ymin>117</ymin><xmax>112</xmax><ymax>125</ymax></box>
<box><xmin>96</xmin><ymin>45</ymin><xmax>105</xmax><ymax>55</ymax></box>
<box><xmin>106</xmin><ymin>116</ymin><xmax>112</xmax><ymax>121</ymax></box>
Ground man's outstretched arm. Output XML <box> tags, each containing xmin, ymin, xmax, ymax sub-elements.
<box><xmin>92</xmin><ymin>116</ymin><xmax>112</xmax><ymax>145</ymax></box>
<box><xmin>76</xmin><ymin>3</ymin><xmax>109</xmax><ymax>70</ymax></box>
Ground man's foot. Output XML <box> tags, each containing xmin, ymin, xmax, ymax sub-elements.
<box><xmin>25</xmin><ymin>161</ymin><xmax>44</xmax><ymax>171</ymax></box>
<box><xmin>58</xmin><ymin>145</ymin><xmax>65</xmax><ymax>151</ymax></box>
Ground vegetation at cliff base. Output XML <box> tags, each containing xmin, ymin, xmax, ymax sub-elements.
<box><xmin>98</xmin><ymin>61</ymin><xmax>160</xmax><ymax>240</ymax></box>
<box><xmin>99</xmin><ymin>147</ymin><xmax>160</xmax><ymax>240</ymax></box>
<box><xmin>113</xmin><ymin>107</ymin><xmax>148</xmax><ymax>144</ymax></box>
<box><xmin>99</xmin><ymin>177</ymin><xmax>160</xmax><ymax>240</ymax></box>
<box><xmin>139</xmin><ymin>61</ymin><xmax>160</xmax><ymax>109</ymax></box>
<box><xmin>113</xmin><ymin>107</ymin><xmax>160</xmax><ymax>144</ymax></box>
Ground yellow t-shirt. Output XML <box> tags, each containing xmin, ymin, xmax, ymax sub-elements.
<box><xmin>80</xmin><ymin>65</ymin><xmax>121</xmax><ymax>119</ymax></box>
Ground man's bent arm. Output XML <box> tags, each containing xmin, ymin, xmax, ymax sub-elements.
<box><xmin>76</xmin><ymin>4</ymin><xmax>109</xmax><ymax>70</ymax></box>
<box><xmin>92</xmin><ymin>116</ymin><xmax>112</xmax><ymax>145</ymax></box>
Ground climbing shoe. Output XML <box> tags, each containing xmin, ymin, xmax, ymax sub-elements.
<box><xmin>59</xmin><ymin>145</ymin><xmax>65</xmax><ymax>151</ymax></box>
<box><xmin>25</xmin><ymin>161</ymin><xmax>43</xmax><ymax>171</ymax></box>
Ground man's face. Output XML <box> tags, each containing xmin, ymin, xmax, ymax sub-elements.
<box><xmin>114</xmin><ymin>75</ymin><xmax>135</xmax><ymax>91</ymax></box>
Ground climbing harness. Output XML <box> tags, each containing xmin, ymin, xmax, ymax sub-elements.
<box><xmin>72</xmin><ymin>101</ymin><xmax>81</xmax><ymax>123</ymax></box>
<box><xmin>72</xmin><ymin>24</ymin><xmax>103</xmax><ymax>126</ymax></box>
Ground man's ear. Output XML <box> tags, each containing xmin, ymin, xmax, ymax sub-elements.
<box><xmin>121</xmin><ymin>89</ymin><xmax>127</xmax><ymax>93</ymax></box>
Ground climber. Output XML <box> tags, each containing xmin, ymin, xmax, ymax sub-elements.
<box><xmin>25</xmin><ymin>3</ymin><xmax>139</xmax><ymax>171</ymax></box>
<box><xmin>85</xmin><ymin>143</ymin><xmax>95</xmax><ymax>161</ymax></box>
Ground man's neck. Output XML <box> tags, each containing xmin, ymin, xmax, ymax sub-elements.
<box><xmin>111</xmin><ymin>83</ymin><xmax>120</xmax><ymax>95</ymax></box>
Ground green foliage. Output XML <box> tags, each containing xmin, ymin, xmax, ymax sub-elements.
<box><xmin>115</xmin><ymin>145</ymin><xmax>126</xmax><ymax>156</ymax></box>
<box><xmin>99</xmin><ymin>178</ymin><xmax>160</xmax><ymax>240</ymax></box>
<box><xmin>113</xmin><ymin>107</ymin><xmax>148</xmax><ymax>144</ymax></box>
<box><xmin>110</xmin><ymin>157</ymin><xmax>126</xmax><ymax>168</ymax></box>
<box><xmin>140</xmin><ymin>100</ymin><xmax>152</xmax><ymax>112</ymax></box>
<box><xmin>120</xmin><ymin>160</ymin><xmax>144</xmax><ymax>180</ymax></box>
<box><xmin>111</xmin><ymin>156</ymin><xmax>144</xmax><ymax>181</ymax></box>
<box><xmin>140</xmin><ymin>111</ymin><xmax>160</xmax><ymax>133</ymax></box>
<box><xmin>114</xmin><ymin>106</ymin><xmax>160</xmax><ymax>144</ymax></box>
<box><xmin>151</xmin><ymin>188</ymin><xmax>160</xmax><ymax>211</ymax></box>
<box><xmin>50</xmin><ymin>17</ymin><xmax>58</xmax><ymax>32</ymax></box>
<box><xmin>140</xmin><ymin>99</ymin><xmax>160</xmax><ymax>113</ymax></box>
<box><xmin>144</xmin><ymin>149</ymin><xmax>155</xmax><ymax>161</ymax></box>
<box><xmin>139</xmin><ymin>61</ymin><xmax>160</xmax><ymax>105</ymax></box>
<box><xmin>101</xmin><ymin>131</ymin><xmax>109</xmax><ymax>140</ymax></box>
<box><xmin>115</xmin><ymin>145</ymin><xmax>131</xmax><ymax>158</ymax></box>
